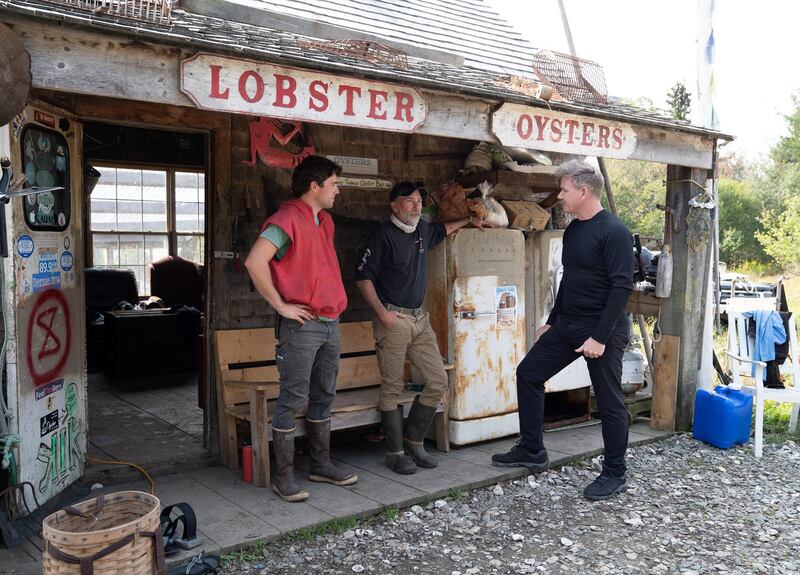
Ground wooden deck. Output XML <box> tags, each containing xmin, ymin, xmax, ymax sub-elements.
<box><xmin>2</xmin><ymin>421</ymin><xmax>669</xmax><ymax>574</ymax></box>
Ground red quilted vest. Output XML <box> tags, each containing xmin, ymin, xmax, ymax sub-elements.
<box><xmin>261</xmin><ymin>199</ymin><xmax>347</xmax><ymax>319</ymax></box>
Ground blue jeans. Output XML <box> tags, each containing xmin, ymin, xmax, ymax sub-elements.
<box><xmin>272</xmin><ymin>318</ymin><xmax>340</xmax><ymax>430</ymax></box>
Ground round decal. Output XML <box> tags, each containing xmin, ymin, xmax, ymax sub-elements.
<box><xmin>36</xmin><ymin>170</ymin><xmax>55</xmax><ymax>188</ymax></box>
<box><xmin>63</xmin><ymin>236</ymin><xmax>70</xmax><ymax>250</ymax></box>
<box><xmin>16</xmin><ymin>235</ymin><xmax>34</xmax><ymax>258</ymax></box>
<box><xmin>60</xmin><ymin>251</ymin><xmax>73</xmax><ymax>271</ymax></box>
<box><xmin>57</xmin><ymin>212</ymin><xmax>66</xmax><ymax>226</ymax></box>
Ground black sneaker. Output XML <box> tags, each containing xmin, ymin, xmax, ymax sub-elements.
<box><xmin>491</xmin><ymin>441</ymin><xmax>549</xmax><ymax>471</ymax></box>
<box><xmin>583</xmin><ymin>471</ymin><xmax>628</xmax><ymax>501</ymax></box>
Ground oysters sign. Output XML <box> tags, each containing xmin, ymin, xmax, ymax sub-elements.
<box><xmin>492</xmin><ymin>103</ymin><xmax>637</xmax><ymax>160</ymax></box>
<box><xmin>181</xmin><ymin>53</ymin><xmax>428</xmax><ymax>133</ymax></box>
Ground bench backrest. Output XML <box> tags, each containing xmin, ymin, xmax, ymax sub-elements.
<box><xmin>215</xmin><ymin>321</ymin><xmax>381</xmax><ymax>408</ymax></box>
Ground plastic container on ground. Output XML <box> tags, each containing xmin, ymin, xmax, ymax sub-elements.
<box><xmin>692</xmin><ymin>385</ymin><xmax>753</xmax><ymax>449</ymax></box>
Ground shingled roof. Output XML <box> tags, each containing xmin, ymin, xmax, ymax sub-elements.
<box><xmin>0</xmin><ymin>0</ymin><xmax>731</xmax><ymax>140</ymax></box>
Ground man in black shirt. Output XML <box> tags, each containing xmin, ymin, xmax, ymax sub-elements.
<box><xmin>356</xmin><ymin>181</ymin><xmax>485</xmax><ymax>474</ymax></box>
<box><xmin>492</xmin><ymin>160</ymin><xmax>633</xmax><ymax>501</ymax></box>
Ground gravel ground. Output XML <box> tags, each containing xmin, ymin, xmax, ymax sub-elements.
<box><xmin>221</xmin><ymin>435</ymin><xmax>800</xmax><ymax>575</ymax></box>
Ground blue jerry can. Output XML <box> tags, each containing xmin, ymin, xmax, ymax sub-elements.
<box><xmin>692</xmin><ymin>385</ymin><xmax>753</xmax><ymax>449</ymax></box>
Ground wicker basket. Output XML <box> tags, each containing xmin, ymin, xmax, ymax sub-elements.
<box><xmin>42</xmin><ymin>491</ymin><xmax>165</xmax><ymax>575</ymax></box>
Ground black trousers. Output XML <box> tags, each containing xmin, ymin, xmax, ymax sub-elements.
<box><xmin>516</xmin><ymin>316</ymin><xmax>630</xmax><ymax>476</ymax></box>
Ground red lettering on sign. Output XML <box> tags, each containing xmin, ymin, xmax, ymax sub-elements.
<box><xmin>273</xmin><ymin>74</ymin><xmax>297</xmax><ymax>108</ymax></box>
<box><xmin>612</xmin><ymin>128</ymin><xmax>623</xmax><ymax>149</ymax></box>
<box><xmin>209</xmin><ymin>65</ymin><xmax>230</xmax><ymax>100</ymax></box>
<box><xmin>367</xmin><ymin>89</ymin><xmax>388</xmax><ymax>120</ymax></box>
<box><xmin>597</xmin><ymin>125</ymin><xmax>610</xmax><ymax>148</ymax></box>
<box><xmin>581</xmin><ymin>123</ymin><xmax>595</xmax><ymax>146</ymax></box>
<box><xmin>516</xmin><ymin>114</ymin><xmax>533</xmax><ymax>139</ymax></box>
<box><xmin>26</xmin><ymin>290</ymin><xmax>72</xmax><ymax>388</ymax></box>
<box><xmin>534</xmin><ymin>115</ymin><xmax>551</xmax><ymax>141</ymax></box>
<box><xmin>308</xmin><ymin>80</ymin><xmax>329</xmax><ymax>112</ymax></box>
<box><xmin>550</xmin><ymin>118</ymin><xmax>563</xmax><ymax>143</ymax></box>
<box><xmin>394</xmin><ymin>92</ymin><xmax>415</xmax><ymax>122</ymax></box>
<box><xmin>238</xmin><ymin>70</ymin><xmax>264</xmax><ymax>103</ymax></box>
<box><xmin>564</xmin><ymin>120</ymin><xmax>579</xmax><ymax>144</ymax></box>
<box><xmin>34</xmin><ymin>110</ymin><xmax>56</xmax><ymax>128</ymax></box>
<box><xmin>338</xmin><ymin>85</ymin><xmax>362</xmax><ymax>116</ymax></box>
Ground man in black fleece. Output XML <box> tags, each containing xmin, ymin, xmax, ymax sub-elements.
<box><xmin>492</xmin><ymin>160</ymin><xmax>633</xmax><ymax>501</ymax></box>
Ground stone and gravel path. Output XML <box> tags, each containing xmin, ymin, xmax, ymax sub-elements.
<box><xmin>221</xmin><ymin>435</ymin><xmax>800</xmax><ymax>575</ymax></box>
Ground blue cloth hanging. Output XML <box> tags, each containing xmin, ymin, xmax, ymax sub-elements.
<box><xmin>742</xmin><ymin>310</ymin><xmax>787</xmax><ymax>380</ymax></box>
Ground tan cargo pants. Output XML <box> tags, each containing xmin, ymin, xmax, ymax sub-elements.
<box><xmin>372</xmin><ymin>310</ymin><xmax>448</xmax><ymax>411</ymax></box>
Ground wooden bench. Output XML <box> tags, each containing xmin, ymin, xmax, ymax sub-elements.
<box><xmin>215</xmin><ymin>321</ymin><xmax>450</xmax><ymax>487</ymax></box>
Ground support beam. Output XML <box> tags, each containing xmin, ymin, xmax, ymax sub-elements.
<box><xmin>657</xmin><ymin>165</ymin><xmax>713</xmax><ymax>430</ymax></box>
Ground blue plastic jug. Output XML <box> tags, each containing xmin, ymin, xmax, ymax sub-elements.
<box><xmin>692</xmin><ymin>385</ymin><xmax>753</xmax><ymax>449</ymax></box>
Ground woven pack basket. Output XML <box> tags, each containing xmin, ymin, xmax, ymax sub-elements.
<box><xmin>42</xmin><ymin>491</ymin><xmax>165</xmax><ymax>575</ymax></box>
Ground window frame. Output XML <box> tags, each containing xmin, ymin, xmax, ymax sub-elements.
<box><xmin>87</xmin><ymin>161</ymin><xmax>207</xmax><ymax>294</ymax></box>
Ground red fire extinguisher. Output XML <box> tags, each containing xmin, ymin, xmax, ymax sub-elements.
<box><xmin>241</xmin><ymin>441</ymin><xmax>253</xmax><ymax>484</ymax></box>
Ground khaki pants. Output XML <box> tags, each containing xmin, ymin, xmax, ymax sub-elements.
<box><xmin>372</xmin><ymin>311</ymin><xmax>448</xmax><ymax>411</ymax></box>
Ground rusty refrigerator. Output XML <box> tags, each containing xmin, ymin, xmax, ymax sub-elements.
<box><xmin>424</xmin><ymin>228</ymin><xmax>526</xmax><ymax>445</ymax></box>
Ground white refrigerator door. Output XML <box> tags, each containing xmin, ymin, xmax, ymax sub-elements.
<box><xmin>526</xmin><ymin>230</ymin><xmax>591</xmax><ymax>393</ymax></box>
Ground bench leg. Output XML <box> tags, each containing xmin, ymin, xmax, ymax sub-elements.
<box><xmin>434</xmin><ymin>410</ymin><xmax>450</xmax><ymax>453</ymax></box>
<box><xmin>224</xmin><ymin>414</ymin><xmax>240</xmax><ymax>472</ymax></box>
<box><xmin>250</xmin><ymin>389</ymin><xmax>270</xmax><ymax>487</ymax></box>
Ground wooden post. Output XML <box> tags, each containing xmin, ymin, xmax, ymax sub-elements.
<box><xmin>657</xmin><ymin>165</ymin><xmax>712</xmax><ymax>430</ymax></box>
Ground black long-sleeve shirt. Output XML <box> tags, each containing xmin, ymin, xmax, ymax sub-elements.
<box><xmin>546</xmin><ymin>210</ymin><xmax>633</xmax><ymax>344</ymax></box>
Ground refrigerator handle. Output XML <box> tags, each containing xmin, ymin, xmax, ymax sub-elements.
<box><xmin>459</xmin><ymin>311</ymin><xmax>497</xmax><ymax>319</ymax></box>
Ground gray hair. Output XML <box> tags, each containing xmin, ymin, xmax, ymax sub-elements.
<box><xmin>554</xmin><ymin>160</ymin><xmax>605</xmax><ymax>197</ymax></box>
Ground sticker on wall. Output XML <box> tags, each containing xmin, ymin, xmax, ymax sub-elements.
<box><xmin>15</xmin><ymin>259</ymin><xmax>30</xmax><ymax>307</ymax></box>
<box><xmin>40</xmin><ymin>410</ymin><xmax>59</xmax><ymax>436</ymax></box>
<box><xmin>35</xmin><ymin>379</ymin><xmax>64</xmax><ymax>400</ymax></box>
<box><xmin>33</xmin><ymin>251</ymin><xmax>60</xmax><ymax>292</ymax></box>
<box><xmin>16</xmin><ymin>235</ymin><xmax>34</xmax><ymax>258</ymax></box>
<box><xmin>34</xmin><ymin>110</ymin><xmax>56</xmax><ymax>129</ymax></box>
<box><xmin>36</xmin><ymin>191</ymin><xmax>56</xmax><ymax>225</ymax></box>
<box><xmin>495</xmin><ymin>285</ymin><xmax>518</xmax><ymax>329</ymax></box>
<box><xmin>32</xmin><ymin>271</ymin><xmax>60</xmax><ymax>292</ymax></box>
<box><xmin>60</xmin><ymin>251</ymin><xmax>73</xmax><ymax>272</ymax></box>
<box><xmin>11</xmin><ymin>110</ymin><xmax>27</xmax><ymax>140</ymax></box>
<box><xmin>63</xmin><ymin>236</ymin><xmax>70</xmax><ymax>250</ymax></box>
<box><xmin>36</xmin><ymin>381</ymin><xmax>83</xmax><ymax>494</ymax></box>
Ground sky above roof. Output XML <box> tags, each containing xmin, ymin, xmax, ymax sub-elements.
<box><xmin>488</xmin><ymin>0</ymin><xmax>800</xmax><ymax>161</ymax></box>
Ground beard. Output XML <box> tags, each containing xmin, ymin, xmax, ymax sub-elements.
<box><xmin>397</xmin><ymin>212</ymin><xmax>421</xmax><ymax>226</ymax></box>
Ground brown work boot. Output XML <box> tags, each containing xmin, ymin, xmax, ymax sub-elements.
<box><xmin>381</xmin><ymin>408</ymin><xmax>417</xmax><ymax>474</ymax></box>
<box><xmin>306</xmin><ymin>418</ymin><xmax>358</xmax><ymax>486</ymax></box>
<box><xmin>403</xmin><ymin>398</ymin><xmax>438</xmax><ymax>468</ymax></box>
<box><xmin>271</xmin><ymin>426</ymin><xmax>309</xmax><ymax>502</ymax></box>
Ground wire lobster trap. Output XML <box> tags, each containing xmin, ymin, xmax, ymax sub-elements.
<box><xmin>531</xmin><ymin>49</ymin><xmax>607</xmax><ymax>105</ymax></box>
<box><xmin>297</xmin><ymin>38</ymin><xmax>409</xmax><ymax>69</ymax></box>
<box><xmin>39</xmin><ymin>0</ymin><xmax>173</xmax><ymax>26</ymax></box>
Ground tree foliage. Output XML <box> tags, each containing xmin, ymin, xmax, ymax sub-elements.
<box><xmin>666</xmin><ymin>82</ymin><xmax>692</xmax><ymax>121</ymax></box>
<box><xmin>717</xmin><ymin>179</ymin><xmax>769</xmax><ymax>266</ymax></box>
<box><xmin>604</xmin><ymin>159</ymin><xmax>665</xmax><ymax>240</ymax></box>
<box><xmin>756</xmin><ymin>94</ymin><xmax>800</xmax><ymax>272</ymax></box>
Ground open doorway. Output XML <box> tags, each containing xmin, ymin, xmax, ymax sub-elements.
<box><xmin>82</xmin><ymin>122</ymin><xmax>210</xmax><ymax>479</ymax></box>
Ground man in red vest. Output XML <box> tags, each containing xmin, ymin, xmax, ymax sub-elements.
<box><xmin>245</xmin><ymin>155</ymin><xmax>357</xmax><ymax>502</ymax></box>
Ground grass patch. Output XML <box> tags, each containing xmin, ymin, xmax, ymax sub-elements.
<box><xmin>380</xmin><ymin>505</ymin><xmax>398</xmax><ymax>521</ymax></box>
<box><xmin>221</xmin><ymin>540</ymin><xmax>267</xmax><ymax>563</ymax></box>
<box><xmin>447</xmin><ymin>487</ymin><xmax>466</xmax><ymax>502</ymax></box>
<box><xmin>287</xmin><ymin>516</ymin><xmax>359</xmax><ymax>542</ymax></box>
<box><xmin>762</xmin><ymin>400</ymin><xmax>800</xmax><ymax>443</ymax></box>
